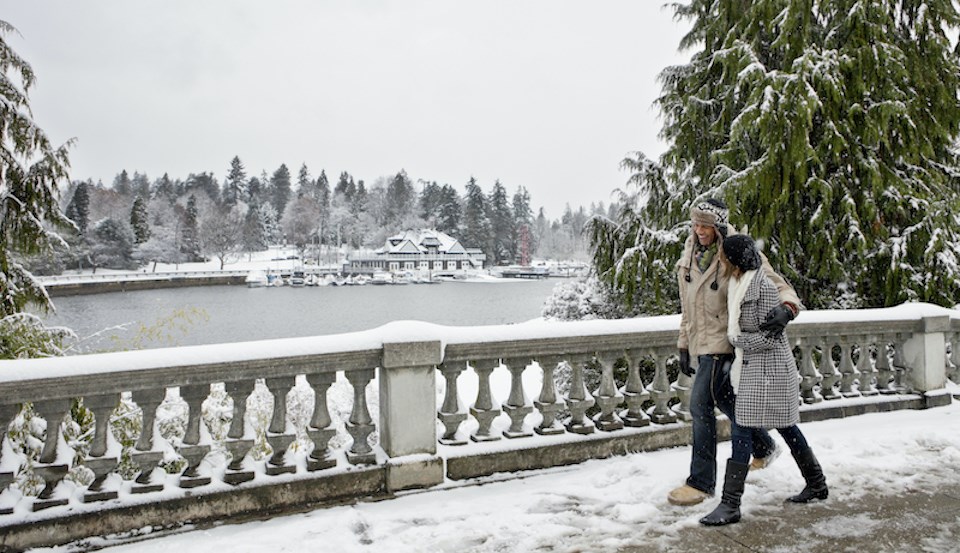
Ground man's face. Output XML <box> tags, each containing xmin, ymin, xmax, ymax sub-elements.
<box><xmin>693</xmin><ymin>223</ymin><xmax>717</xmax><ymax>246</ymax></box>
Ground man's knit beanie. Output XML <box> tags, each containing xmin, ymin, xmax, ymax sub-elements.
<box><xmin>690</xmin><ymin>198</ymin><xmax>729</xmax><ymax>237</ymax></box>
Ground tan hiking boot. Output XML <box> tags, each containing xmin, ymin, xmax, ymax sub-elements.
<box><xmin>749</xmin><ymin>442</ymin><xmax>782</xmax><ymax>471</ymax></box>
<box><xmin>667</xmin><ymin>484</ymin><xmax>711</xmax><ymax>506</ymax></box>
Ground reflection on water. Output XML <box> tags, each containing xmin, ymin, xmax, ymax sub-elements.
<box><xmin>40</xmin><ymin>279</ymin><xmax>562</xmax><ymax>353</ymax></box>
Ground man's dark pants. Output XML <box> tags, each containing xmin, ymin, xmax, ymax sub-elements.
<box><xmin>685</xmin><ymin>354</ymin><xmax>775</xmax><ymax>494</ymax></box>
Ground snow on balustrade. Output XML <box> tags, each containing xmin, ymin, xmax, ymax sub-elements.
<box><xmin>0</xmin><ymin>303</ymin><xmax>957</xmax><ymax>547</ymax></box>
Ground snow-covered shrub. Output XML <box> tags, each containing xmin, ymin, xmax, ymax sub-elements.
<box><xmin>541</xmin><ymin>276</ymin><xmax>642</xmax><ymax>321</ymax></box>
<box><xmin>0</xmin><ymin>313</ymin><xmax>74</xmax><ymax>359</ymax></box>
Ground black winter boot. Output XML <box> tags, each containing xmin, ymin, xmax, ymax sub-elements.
<box><xmin>787</xmin><ymin>448</ymin><xmax>828</xmax><ymax>503</ymax></box>
<box><xmin>699</xmin><ymin>460</ymin><xmax>749</xmax><ymax>526</ymax></box>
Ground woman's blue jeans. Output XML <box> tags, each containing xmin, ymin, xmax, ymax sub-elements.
<box><xmin>685</xmin><ymin>354</ymin><xmax>775</xmax><ymax>494</ymax></box>
<box><xmin>731</xmin><ymin>423</ymin><xmax>809</xmax><ymax>464</ymax></box>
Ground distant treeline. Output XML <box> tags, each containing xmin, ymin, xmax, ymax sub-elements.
<box><xmin>31</xmin><ymin>157</ymin><xmax>618</xmax><ymax>274</ymax></box>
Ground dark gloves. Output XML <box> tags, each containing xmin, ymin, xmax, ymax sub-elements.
<box><xmin>759</xmin><ymin>304</ymin><xmax>795</xmax><ymax>337</ymax></box>
<box><xmin>679</xmin><ymin>349</ymin><xmax>694</xmax><ymax>377</ymax></box>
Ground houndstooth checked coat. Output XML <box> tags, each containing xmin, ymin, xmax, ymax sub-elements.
<box><xmin>730</xmin><ymin>270</ymin><xmax>800</xmax><ymax>429</ymax></box>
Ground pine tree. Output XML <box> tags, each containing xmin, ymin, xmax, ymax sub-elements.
<box><xmin>65</xmin><ymin>181</ymin><xmax>91</xmax><ymax>234</ymax></box>
<box><xmin>419</xmin><ymin>181</ymin><xmax>442</xmax><ymax>223</ymax></box>
<box><xmin>384</xmin><ymin>170</ymin><xmax>416</xmax><ymax>228</ymax></box>
<box><xmin>461</xmin><ymin>177</ymin><xmax>490</xmax><ymax>261</ymax></box>
<box><xmin>223</xmin><ymin>156</ymin><xmax>247</xmax><ymax>206</ymax></box>
<box><xmin>316</xmin><ymin>170</ymin><xmax>330</xmax><ymax>206</ymax></box>
<box><xmin>112</xmin><ymin>169</ymin><xmax>132</xmax><ymax>196</ymax></box>
<box><xmin>486</xmin><ymin>180</ymin><xmax>514</xmax><ymax>264</ymax></box>
<box><xmin>181</xmin><ymin>194</ymin><xmax>201</xmax><ymax>261</ymax></box>
<box><xmin>351</xmin><ymin>179</ymin><xmax>367</xmax><ymax>217</ymax></box>
<box><xmin>512</xmin><ymin>186</ymin><xmax>533</xmax><ymax>264</ymax></box>
<box><xmin>0</xmin><ymin>20</ymin><xmax>76</xmax><ymax>320</ymax></box>
<box><xmin>590</xmin><ymin>0</ymin><xmax>960</xmax><ymax>311</ymax></box>
<box><xmin>296</xmin><ymin>163</ymin><xmax>314</xmax><ymax>199</ymax></box>
<box><xmin>130</xmin><ymin>197</ymin><xmax>151</xmax><ymax>244</ymax></box>
<box><xmin>153</xmin><ymin>173</ymin><xmax>175</xmax><ymax>202</ymax></box>
<box><xmin>131</xmin><ymin>172</ymin><xmax>150</xmax><ymax>199</ymax></box>
<box><xmin>436</xmin><ymin>184</ymin><xmax>462</xmax><ymax>237</ymax></box>
<box><xmin>90</xmin><ymin>218</ymin><xmax>136</xmax><ymax>270</ymax></box>
<box><xmin>246</xmin><ymin>176</ymin><xmax>263</xmax><ymax>206</ymax></box>
<box><xmin>270</xmin><ymin>164</ymin><xmax>292</xmax><ymax>219</ymax></box>
<box><xmin>242</xmin><ymin>205</ymin><xmax>266</xmax><ymax>252</ymax></box>
<box><xmin>334</xmin><ymin>171</ymin><xmax>356</xmax><ymax>202</ymax></box>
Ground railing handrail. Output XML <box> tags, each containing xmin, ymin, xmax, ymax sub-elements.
<box><xmin>2</xmin><ymin>303</ymin><xmax>956</xmax><ymax>399</ymax></box>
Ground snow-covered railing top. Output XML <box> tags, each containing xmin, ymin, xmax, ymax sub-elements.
<box><xmin>0</xmin><ymin>302</ymin><xmax>955</xmax><ymax>390</ymax></box>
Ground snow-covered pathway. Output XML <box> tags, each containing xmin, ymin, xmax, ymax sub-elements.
<box><xmin>41</xmin><ymin>400</ymin><xmax>960</xmax><ymax>553</ymax></box>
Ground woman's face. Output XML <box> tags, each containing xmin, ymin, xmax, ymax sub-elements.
<box><xmin>693</xmin><ymin>223</ymin><xmax>717</xmax><ymax>246</ymax></box>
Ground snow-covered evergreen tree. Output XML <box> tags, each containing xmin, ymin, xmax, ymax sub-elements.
<box><xmin>270</xmin><ymin>164</ymin><xmax>292</xmax><ymax>220</ymax></box>
<box><xmin>223</xmin><ymin>156</ymin><xmax>247</xmax><ymax>206</ymax></box>
<box><xmin>486</xmin><ymin>180</ymin><xmax>514</xmax><ymax>265</ymax></box>
<box><xmin>65</xmin><ymin>180</ymin><xmax>91</xmax><ymax>234</ymax></box>
<box><xmin>181</xmin><ymin>194</ymin><xmax>202</xmax><ymax>262</ymax></box>
<box><xmin>130</xmin><ymin>196</ymin><xmax>150</xmax><ymax>244</ymax></box>
<box><xmin>89</xmin><ymin>217</ymin><xmax>137</xmax><ymax>270</ymax></box>
<box><xmin>461</xmin><ymin>177</ymin><xmax>490</xmax><ymax>260</ymax></box>
<box><xmin>435</xmin><ymin>184</ymin><xmax>462</xmax><ymax>237</ymax></box>
<box><xmin>590</xmin><ymin>0</ymin><xmax>960</xmax><ymax>311</ymax></box>
<box><xmin>511</xmin><ymin>186</ymin><xmax>533</xmax><ymax>263</ymax></box>
<box><xmin>0</xmin><ymin>20</ymin><xmax>75</xmax><ymax>331</ymax></box>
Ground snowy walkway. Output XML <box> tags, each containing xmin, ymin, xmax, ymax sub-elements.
<box><xmin>40</xmin><ymin>400</ymin><xmax>959</xmax><ymax>553</ymax></box>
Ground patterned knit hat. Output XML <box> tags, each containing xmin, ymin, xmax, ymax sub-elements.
<box><xmin>690</xmin><ymin>198</ymin><xmax>729</xmax><ymax>237</ymax></box>
<box><xmin>722</xmin><ymin>234</ymin><xmax>762</xmax><ymax>272</ymax></box>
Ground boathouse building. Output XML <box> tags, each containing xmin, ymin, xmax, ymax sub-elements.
<box><xmin>346</xmin><ymin>229</ymin><xmax>486</xmax><ymax>273</ymax></box>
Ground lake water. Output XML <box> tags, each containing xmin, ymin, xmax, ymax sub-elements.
<box><xmin>41</xmin><ymin>279</ymin><xmax>563</xmax><ymax>353</ymax></box>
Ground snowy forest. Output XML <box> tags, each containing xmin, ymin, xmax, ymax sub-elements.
<box><xmin>33</xmin><ymin>163</ymin><xmax>606</xmax><ymax>275</ymax></box>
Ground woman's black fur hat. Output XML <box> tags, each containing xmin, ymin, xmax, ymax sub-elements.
<box><xmin>722</xmin><ymin>234</ymin><xmax>762</xmax><ymax>272</ymax></box>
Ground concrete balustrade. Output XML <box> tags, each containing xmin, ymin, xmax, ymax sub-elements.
<box><xmin>0</xmin><ymin>303</ymin><xmax>956</xmax><ymax>550</ymax></box>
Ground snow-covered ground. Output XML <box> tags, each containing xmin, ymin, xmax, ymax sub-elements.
<box><xmin>36</xmin><ymin>399</ymin><xmax>960</xmax><ymax>553</ymax></box>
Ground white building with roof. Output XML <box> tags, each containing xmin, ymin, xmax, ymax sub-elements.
<box><xmin>346</xmin><ymin>229</ymin><xmax>486</xmax><ymax>273</ymax></box>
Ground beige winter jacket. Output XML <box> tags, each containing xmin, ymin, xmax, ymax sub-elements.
<box><xmin>676</xmin><ymin>232</ymin><xmax>802</xmax><ymax>357</ymax></box>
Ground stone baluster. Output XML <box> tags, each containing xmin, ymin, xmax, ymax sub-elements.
<box><xmin>223</xmin><ymin>379</ymin><xmax>256</xmax><ymax>484</ymax></box>
<box><xmin>469</xmin><ymin>359</ymin><xmax>502</xmax><ymax>442</ymax></box>
<box><xmin>797</xmin><ymin>340</ymin><xmax>823</xmax><ymax>404</ymax></box>
<box><xmin>890</xmin><ymin>335</ymin><xmax>910</xmax><ymax>393</ymax></box>
<box><xmin>264</xmin><ymin>376</ymin><xmax>297</xmax><ymax>475</ymax></box>
<box><xmin>668</xmin><ymin>350</ymin><xmax>692</xmax><ymax>422</ymax></box>
<box><xmin>437</xmin><ymin>362</ymin><xmax>468</xmax><ymax>445</ymax></box>
<box><xmin>0</xmin><ymin>403</ymin><xmax>20</xmax><ymax>514</ymax></box>
<box><xmin>875</xmin><ymin>340</ymin><xmax>895</xmax><ymax>393</ymax></box>
<box><xmin>837</xmin><ymin>339</ymin><xmax>860</xmax><ymax>398</ymax></box>
<box><xmin>533</xmin><ymin>355</ymin><xmax>565</xmax><ymax>435</ymax></box>
<box><xmin>857</xmin><ymin>338</ymin><xmax>879</xmax><ymax>396</ymax></box>
<box><xmin>179</xmin><ymin>384</ymin><xmax>212</xmax><ymax>488</ymax></box>
<box><xmin>564</xmin><ymin>356</ymin><xmax>596</xmax><ymax>434</ymax></box>
<box><xmin>31</xmin><ymin>398</ymin><xmax>72</xmax><ymax>510</ymax></box>
<box><xmin>345</xmin><ymin>368</ymin><xmax>376</xmax><ymax>464</ymax></box>
<box><xmin>622</xmin><ymin>350</ymin><xmax>651</xmax><ymax>427</ymax></box>
<box><xmin>131</xmin><ymin>388</ymin><xmax>166</xmax><ymax>494</ymax></box>
<box><xmin>82</xmin><ymin>393</ymin><xmax>120</xmax><ymax>502</ymax></box>
<box><xmin>646</xmin><ymin>348</ymin><xmax>677</xmax><ymax>424</ymax></box>
<box><xmin>305</xmin><ymin>373</ymin><xmax>337</xmax><ymax>471</ymax></box>
<box><xmin>818</xmin><ymin>340</ymin><xmax>841</xmax><ymax>400</ymax></box>
<box><xmin>502</xmin><ymin>357</ymin><xmax>534</xmax><ymax>438</ymax></box>
<box><xmin>592</xmin><ymin>352</ymin><xmax>624</xmax><ymax>431</ymax></box>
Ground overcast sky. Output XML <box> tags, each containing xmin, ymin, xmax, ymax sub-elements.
<box><xmin>2</xmin><ymin>1</ymin><xmax>692</xmax><ymax>218</ymax></box>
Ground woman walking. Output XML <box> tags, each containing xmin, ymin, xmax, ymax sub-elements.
<box><xmin>700</xmin><ymin>234</ymin><xmax>828</xmax><ymax>526</ymax></box>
